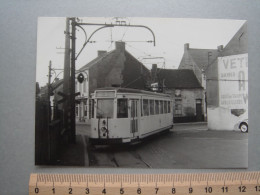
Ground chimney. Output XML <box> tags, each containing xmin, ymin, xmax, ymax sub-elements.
<box><xmin>184</xmin><ymin>43</ymin><xmax>189</xmax><ymax>51</ymax></box>
<box><xmin>217</xmin><ymin>45</ymin><xmax>224</xmax><ymax>52</ymax></box>
<box><xmin>97</xmin><ymin>50</ymin><xmax>107</xmax><ymax>57</ymax></box>
<box><xmin>115</xmin><ymin>41</ymin><xmax>125</xmax><ymax>51</ymax></box>
<box><xmin>152</xmin><ymin>64</ymin><xmax>157</xmax><ymax>71</ymax></box>
<box><xmin>151</xmin><ymin>64</ymin><xmax>158</xmax><ymax>82</ymax></box>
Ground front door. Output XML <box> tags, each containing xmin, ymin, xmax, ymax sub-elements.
<box><xmin>196</xmin><ymin>99</ymin><xmax>203</xmax><ymax>121</ymax></box>
<box><xmin>130</xmin><ymin>99</ymin><xmax>139</xmax><ymax>137</ymax></box>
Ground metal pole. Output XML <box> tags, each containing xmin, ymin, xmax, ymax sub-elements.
<box><xmin>63</xmin><ymin>17</ymin><xmax>71</xmax><ymax>140</ymax></box>
<box><xmin>70</xmin><ymin>18</ymin><xmax>76</xmax><ymax>144</ymax></box>
<box><xmin>48</xmin><ymin>60</ymin><xmax>52</xmax><ymax>161</ymax></box>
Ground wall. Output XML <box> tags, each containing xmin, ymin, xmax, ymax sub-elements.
<box><xmin>208</xmin><ymin>22</ymin><xmax>248</xmax><ymax>130</ymax></box>
<box><xmin>166</xmin><ymin>88</ymin><xmax>204</xmax><ymax>122</ymax></box>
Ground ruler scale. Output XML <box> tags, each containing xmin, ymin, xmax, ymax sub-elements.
<box><xmin>29</xmin><ymin>172</ymin><xmax>260</xmax><ymax>195</ymax></box>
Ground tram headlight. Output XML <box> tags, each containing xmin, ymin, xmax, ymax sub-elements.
<box><xmin>101</xmin><ymin>127</ymin><xmax>107</xmax><ymax>132</ymax></box>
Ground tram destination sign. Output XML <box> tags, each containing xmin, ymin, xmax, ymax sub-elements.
<box><xmin>218</xmin><ymin>53</ymin><xmax>248</xmax><ymax>109</ymax></box>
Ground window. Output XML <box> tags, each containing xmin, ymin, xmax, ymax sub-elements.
<box><xmin>175</xmin><ymin>89</ymin><xmax>181</xmax><ymax>97</ymax></box>
<box><xmin>168</xmin><ymin>101</ymin><xmax>171</xmax><ymax>113</ymax></box>
<box><xmin>149</xmin><ymin>100</ymin><xmax>154</xmax><ymax>115</ymax></box>
<box><xmin>140</xmin><ymin>100</ymin><xmax>143</xmax><ymax>116</ymax></box>
<box><xmin>75</xmin><ymin>105</ymin><xmax>79</xmax><ymax>117</ymax></box>
<box><xmin>175</xmin><ymin>99</ymin><xmax>182</xmax><ymax>115</ymax></box>
<box><xmin>143</xmin><ymin>99</ymin><xmax>149</xmax><ymax>116</ymax></box>
<box><xmin>117</xmin><ymin>99</ymin><xmax>128</xmax><ymax>118</ymax></box>
<box><xmin>83</xmin><ymin>101</ymin><xmax>87</xmax><ymax>116</ymax></box>
<box><xmin>155</xmin><ymin>100</ymin><xmax>159</xmax><ymax>114</ymax></box>
<box><xmin>159</xmin><ymin>100</ymin><xmax>163</xmax><ymax>114</ymax></box>
<box><xmin>75</xmin><ymin>81</ymin><xmax>78</xmax><ymax>92</ymax></box>
<box><xmin>91</xmin><ymin>99</ymin><xmax>94</xmax><ymax>118</ymax></box>
<box><xmin>96</xmin><ymin>99</ymin><xmax>114</xmax><ymax>118</ymax></box>
<box><xmin>83</xmin><ymin>79</ymin><xmax>86</xmax><ymax>93</ymax></box>
<box><xmin>164</xmin><ymin>101</ymin><xmax>167</xmax><ymax>114</ymax></box>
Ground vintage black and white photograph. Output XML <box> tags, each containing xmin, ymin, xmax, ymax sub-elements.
<box><xmin>35</xmin><ymin>17</ymin><xmax>248</xmax><ymax>168</ymax></box>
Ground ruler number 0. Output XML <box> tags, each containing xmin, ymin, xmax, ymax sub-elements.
<box><xmin>34</xmin><ymin>187</ymin><xmax>39</xmax><ymax>193</ymax></box>
<box><xmin>205</xmin><ymin>187</ymin><xmax>212</xmax><ymax>193</ymax></box>
<box><xmin>120</xmin><ymin>188</ymin><xmax>124</xmax><ymax>194</ymax></box>
<box><xmin>189</xmin><ymin>187</ymin><xmax>193</xmax><ymax>194</ymax></box>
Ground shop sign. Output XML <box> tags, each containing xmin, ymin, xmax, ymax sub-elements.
<box><xmin>218</xmin><ymin>53</ymin><xmax>248</xmax><ymax>109</ymax></box>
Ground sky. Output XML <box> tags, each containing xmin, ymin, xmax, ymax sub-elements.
<box><xmin>36</xmin><ymin>17</ymin><xmax>245</xmax><ymax>86</ymax></box>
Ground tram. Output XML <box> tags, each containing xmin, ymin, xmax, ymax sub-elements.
<box><xmin>89</xmin><ymin>87</ymin><xmax>173</xmax><ymax>144</ymax></box>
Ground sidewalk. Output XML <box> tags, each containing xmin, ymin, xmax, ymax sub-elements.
<box><xmin>173</xmin><ymin>122</ymin><xmax>208</xmax><ymax>131</ymax></box>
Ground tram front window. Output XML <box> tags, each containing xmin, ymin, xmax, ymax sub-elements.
<box><xmin>117</xmin><ymin>99</ymin><xmax>128</xmax><ymax>118</ymax></box>
<box><xmin>96</xmin><ymin>99</ymin><xmax>114</xmax><ymax>118</ymax></box>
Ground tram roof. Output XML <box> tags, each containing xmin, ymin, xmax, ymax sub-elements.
<box><xmin>95</xmin><ymin>87</ymin><xmax>171</xmax><ymax>97</ymax></box>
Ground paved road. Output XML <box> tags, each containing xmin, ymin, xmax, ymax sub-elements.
<box><xmin>76</xmin><ymin>124</ymin><xmax>248</xmax><ymax>169</ymax></box>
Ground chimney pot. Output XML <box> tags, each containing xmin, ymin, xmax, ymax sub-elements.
<box><xmin>98</xmin><ymin>50</ymin><xmax>107</xmax><ymax>57</ymax></box>
<box><xmin>115</xmin><ymin>41</ymin><xmax>125</xmax><ymax>51</ymax></box>
<box><xmin>217</xmin><ymin>45</ymin><xmax>224</xmax><ymax>52</ymax></box>
<box><xmin>184</xmin><ymin>43</ymin><xmax>189</xmax><ymax>51</ymax></box>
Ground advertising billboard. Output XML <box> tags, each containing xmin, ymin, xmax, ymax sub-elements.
<box><xmin>218</xmin><ymin>53</ymin><xmax>248</xmax><ymax>109</ymax></box>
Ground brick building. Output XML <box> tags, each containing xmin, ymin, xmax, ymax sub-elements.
<box><xmin>75</xmin><ymin>41</ymin><xmax>151</xmax><ymax>123</ymax></box>
<box><xmin>151</xmin><ymin>65</ymin><xmax>205</xmax><ymax>122</ymax></box>
<box><xmin>178</xmin><ymin>21</ymin><xmax>248</xmax><ymax>130</ymax></box>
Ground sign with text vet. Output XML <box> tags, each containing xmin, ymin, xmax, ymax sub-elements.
<box><xmin>218</xmin><ymin>53</ymin><xmax>248</xmax><ymax>109</ymax></box>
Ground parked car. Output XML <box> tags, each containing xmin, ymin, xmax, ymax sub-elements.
<box><xmin>238</xmin><ymin>119</ymin><xmax>248</xmax><ymax>133</ymax></box>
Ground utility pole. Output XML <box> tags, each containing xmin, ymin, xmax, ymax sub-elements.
<box><xmin>62</xmin><ymin>17</ymin><xmax>71</xmax><ymax>141</ymax></box>
<box><xmin>48</xmin><ymin>60</ymin><xmax>52</xmax><ymax>121</ymax></box>
<box><xmin>70</xmin><ymin>18</ymin><xmax>76</xmax><ymax>143</ymax></box>
<box><xmin>47</xmin><ymin>60</ymin><xmax>52</xmax><ymax>161</ymax></box>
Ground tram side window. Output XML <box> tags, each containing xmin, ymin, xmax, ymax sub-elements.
<box><xmin>149</xmin><ymin>99</ymin><xmax>154</xmax><ymax>115</ymax></box>
<box><xmin>143</xmin><ymin>99</ymin><xmax>149</xmax><ymax>116</ymax></box>
<box><xmin>155</xmin><ymin>100</ymin><xmax>159</xmax><ymax>114</ymax></box>
<box><xmin>159</xmin><ymin>100</ymin><xmax>163</xmax><ymax>114</ymax></box>
<box><xmin>164</xmin><ymin>100</ymin><xmax>167</xmax><ymax>114</ymax></box>
<box><xmin>91</xmin><ymin>99</ymin><xmax>94</xmax><ymax>118</ymax></box>
<box><xmin>168</xmin><ymin>101</ymin><xmax>171</xmax><ymax>113</ymax></box>
<box><xmin>117</xmin><ymin>99</ymin><xmax>128</xmax><ymax>118</ymax></box>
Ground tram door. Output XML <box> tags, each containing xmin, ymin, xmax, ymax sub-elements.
<box><xmin>130</xmin><ymin>99</ymin><xmax>139</xmax><ymax>136</ymax></box>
